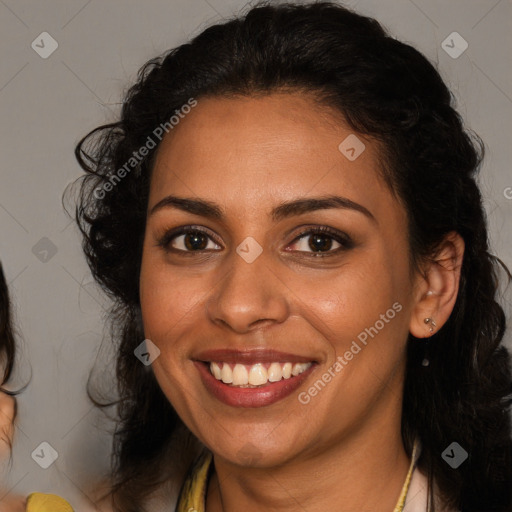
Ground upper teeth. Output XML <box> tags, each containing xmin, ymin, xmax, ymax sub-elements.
<box><xmin>209</xmin><ymin>362</ymin><xmax>312</xmax><ymax>386</ymax></box>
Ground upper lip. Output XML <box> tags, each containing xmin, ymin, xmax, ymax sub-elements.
<box><xmin>193</xmin><ymin>348</ymin><xmax>317</xmax><ymax>365</ymax></box>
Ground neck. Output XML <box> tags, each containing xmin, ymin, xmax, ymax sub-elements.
<box><xmin>206</xmin><ymin>390</ymin><xmax>411</xmax><ymax>512</ymax></box>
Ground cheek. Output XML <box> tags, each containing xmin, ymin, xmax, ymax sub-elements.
<box><xmin>139</xmin><ymin>251</ymin><xmax>199</xmax><ymax>338</ymax></box>
<box><xmin>297</xmin><ymin>258</ymin><xmax>410</xmax><ymax>390</ymax></box>
<box><xmin>303</xmin><ymin>262</ymin><xmax>401</xmax><ymax>331</ymax></box>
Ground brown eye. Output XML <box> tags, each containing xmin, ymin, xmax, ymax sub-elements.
<box><xmin>157</xmin><ymin>227</ymin><xmax>222</xmax><ymax>253</ymax></box>
<box><xmin>287</xmin><ymin>227</ymin><xmax>353</xmax><ymax>257</ymax></box>
<box><xmin>180</xmin><ymin>231</ymin><xmax>209</xmax><ymax>251</ymax></box>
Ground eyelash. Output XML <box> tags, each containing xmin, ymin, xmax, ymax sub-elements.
<box><xmin>156</xmin><ymin>225</ymin><xmax>354</xmax><ymax>258</ymax></box>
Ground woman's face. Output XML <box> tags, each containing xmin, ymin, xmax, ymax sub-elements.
<box><xmin>140</xmin><ymin>93</ymin><xmax>419</xmax><ymax>467</ymax></box>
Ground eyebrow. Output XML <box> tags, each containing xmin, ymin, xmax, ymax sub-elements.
<box><xmin>149</xmin><ymin>194</ymin><xmax>376</xmax><ymax>224</ymax></box>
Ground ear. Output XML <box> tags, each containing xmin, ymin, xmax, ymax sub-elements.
<box><xmin>409</xmin><ymin>231</ymin><xmax>465</xmax><ymax>338</ymax></box>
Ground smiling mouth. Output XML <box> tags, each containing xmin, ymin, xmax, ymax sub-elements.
<box><xmin>205</xmin><ymin>361</ymin><xmax>313</xmax><ymax>387</ymax></box>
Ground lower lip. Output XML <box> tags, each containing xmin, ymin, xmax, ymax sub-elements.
<box><xmin>194</xmin><ymin>361</ymin><xmax>316</xmax><ymax>408</ymax></box>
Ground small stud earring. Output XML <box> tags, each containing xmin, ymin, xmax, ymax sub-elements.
<box><xmin>424</xmin><ymin>317</ymin><xmax>437</xmax><ymax>334</ymax></box>
<box><xmin>422</xmin><ymin>318</ymin><xmax>436</xmax><ymax>367</ymax></box>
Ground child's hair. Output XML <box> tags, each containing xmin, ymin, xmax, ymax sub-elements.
<box><xmin>0</xmin><ymin>262</ymin><xmax>18</xmax><ymax>460</ymax></box>
<box><xmin>0</xmin><ymin>262</ymin><xmax>15</xmax><ymax>391</ymax></box>
<box><xmin>72</xmin><ymin>2</ymin><xmax>512</xmax><ymax>511</ymax></box>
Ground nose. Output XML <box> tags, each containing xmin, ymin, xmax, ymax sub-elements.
<box><xmin>205</xmin><ymin>248</ymin><xmax>289</xmax><ymax>333</ymax></box>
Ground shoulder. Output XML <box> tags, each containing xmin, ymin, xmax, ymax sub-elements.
<box><xmin>0</xmin><ymin>493</ymin><xmax>76</xmax><ymax>512</ymax></box>
<box><xmin>0</xmin><ymin>494</ymin><xmax>26</xmax><ymax>512</ymax></box>
<box><xmin>404</xmin><ymin>467</ymin><xmax>460</xmax><ymax>512</ymax></box>
<box><xmin>403</xmin><ymin>465</ymin><xmax>429</xmax><ymax>512</ymax></box>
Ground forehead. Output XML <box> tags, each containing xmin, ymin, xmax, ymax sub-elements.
<box><xmin>149</xmin><ymin>93</ymin><xmax>395</xmax><ymax>221</ymax></box>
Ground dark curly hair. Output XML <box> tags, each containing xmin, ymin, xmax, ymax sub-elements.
<box><xmin>71</xmin><ymin>2</ymin><xmax>512</xmax><ymax>511</ymax></box>
<box><xmin>0</xmin><ymin>261</ymin><xmax>18</xmax><ymax>459</ymax></box>
<box><xmin>0</xmin><ymin>262</ymin><xmax>16</xmax><ymax>392</ymax></box>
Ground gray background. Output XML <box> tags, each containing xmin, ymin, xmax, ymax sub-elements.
<box><xmin>0</xmin><ymin>0</ymin><xmax>511</xmax><ymax>509</ymax></box>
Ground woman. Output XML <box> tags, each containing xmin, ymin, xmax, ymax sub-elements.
<box><xmin>73</xmin><ymin>2</ymin><xmax>512</xmax><ymax>511</ymax></box>
<box><xmin>0</xmin><ymin>262</ymin><xmax>16</xmax><ymax>468</ymax></box>
<box><xmin>0</xmin><ymin>261</ymin><xmax>24</xmax><ymax>512</ymax></box>
<box><xmin>0</xmin><ymin>265</ymin><xmax>74</xmax><ymax>511</ymax></box>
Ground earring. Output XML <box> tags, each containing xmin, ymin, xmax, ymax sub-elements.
<box><xmin>422</xmin><ymin>318</ymin><xmax>436</xmax><ymax>367</ymax></box>
<box><xmin>424</xmin><ymin>317</ymin><xmax>436</xmax><ymax>333</ymax></box>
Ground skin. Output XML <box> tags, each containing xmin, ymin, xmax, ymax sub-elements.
<box><xmin>139</xmin><ymin>92</ymin><xmax>464</xmax><ymax>512</ymax></box>
<box><xmin>0</xmin><ymin>391</ymin><xmax>25</xmax><ymax>512</ymax></box>
<box><xmin>0</xmin><ymin>391</ymin><xmax>14</xmax><ymax>458</ymax></box>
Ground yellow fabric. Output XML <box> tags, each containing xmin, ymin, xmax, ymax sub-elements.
<box><xmin>176</xmin><ymin>450</ymin><xmax>213</xmax><ymax>512</ymax></box>
<box><xmin>176</xmin><ymin>439</ymin><xmax>419</xmax><ymax>512</ymax></box>
<box><xmin>393</xmin><ymin>438</ymin><xmax>419</xmax><ymax>512</ymax></box>
<box><xmin>25</xmin><ymin>492</ymin><xmax>74</xmax><ymax>512</ymax></box>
